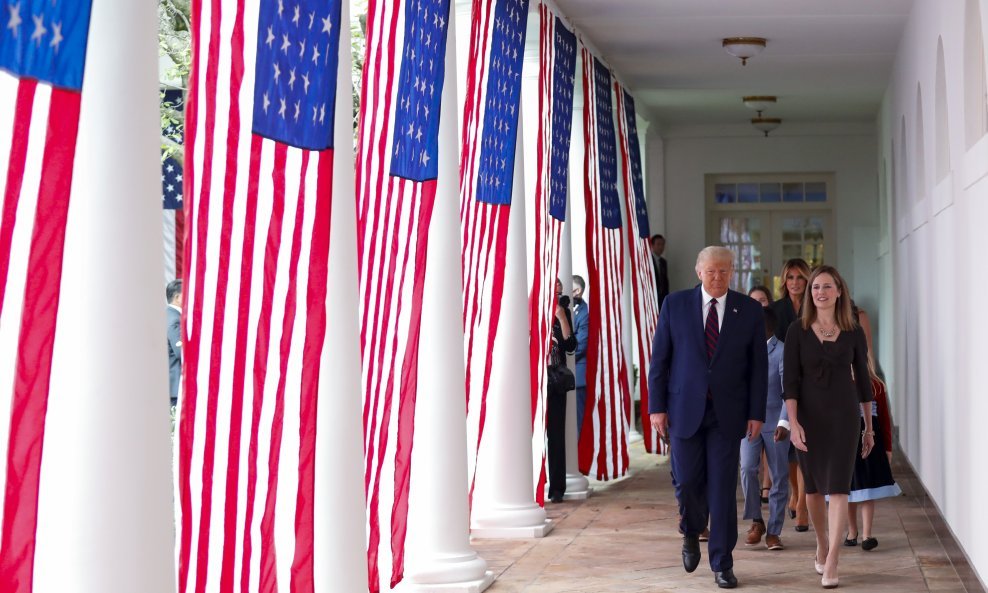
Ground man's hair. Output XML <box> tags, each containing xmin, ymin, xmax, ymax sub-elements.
<box><xmin>166</xmin><ymin>279</ymin><xmax>183</xmax><ymax>304</ymax></box>
<box><xmin>695</xmin><ymin>246</ymin><xmax>734</xmax><ymax>269</ymax></box>
<box><xmin>762</xmin><ymin>306</ymin><xmax>777</xmax><ymax>336</ymax></box>
<box><xmin>650</xmin><ymin>234</ymin><xmax>665</xmax><ymax>244</ymax></box>
<box><xmin>572</xmin><ymin>275</ymin><xmax>585</xmax><ymax>291</ymax></box>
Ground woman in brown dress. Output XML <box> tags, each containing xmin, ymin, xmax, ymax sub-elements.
<box><xmin>783</xmin><ymin>266</ymin><xmax>874</xmax><ymax>589</ymax></box>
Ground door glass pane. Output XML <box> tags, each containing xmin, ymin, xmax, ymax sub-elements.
<box><xmin>718</xmin><ymin>216</ymin><xmax>765</xmax><ymax>291</ymax></box>
<box><xmin>715</xmin><ymin>183</ymin><xmax>736</xmax><ymax>203</ymax></box>
<box><xmin>738</xmin><ymin>183</ymin><xmax>759</xmax><ymax>203</ymax></box>
<box><xmin>759</xmin><ymin>183</ymin><xmax>781</xmax><ymax>202</ymax></box>
<box><xmin>805</xmin><ymin>182</ymin><xmax>827</xmax><ymax>202</ymax></box>
<box><xmin>779</xmin><ymin>215</ymin><xmax>826</xmax><ymax>269</ymax></box>
<box><xmin>783</xmin><ymin>182</ymin><xmax>804</xmax><ymax>202</ymax></box>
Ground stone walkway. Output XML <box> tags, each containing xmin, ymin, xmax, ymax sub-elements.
<box><xmin>472</xmin><ymin>443</ymin><xmax>984</xmax><ymax>592</ymax></box>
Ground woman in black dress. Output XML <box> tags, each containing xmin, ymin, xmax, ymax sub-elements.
<box><xmin>546</xmin><ymin>279</ymin><xmax>576</xmax><ymax>503</ymax></box>
<box><xmin>771</xmin><ymin>258</ymin><xmax>811</xmax><ymax>529</ymax></box>
<box><xmin>783</xmin><ymin>265</ymin><xmax>874</xmax><ymax>588</ymax></box>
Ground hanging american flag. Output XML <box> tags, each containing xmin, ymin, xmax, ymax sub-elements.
<box><xmin>526</xmin><ymin>3</ymin><xmax>575</xmax><ymax>505</ymax></box>
<box><xmin>577</xmin><ymin>49</ymin><xmax>632</xmax><ymax>481</ymax></box>
<box><xmin>0</xmin><ymin>1</ymin><xmax>93</xmax><ymax>588</ymax></box>
<box><xmin>614</xmin><ymin>83</ymin><xmax>664</xmax><ymax>455</ymax></box>
<box><xmin>162</xmin><ymin>154</ymin><xmax>185</xmax><ymax>283</ymax></box>
<box><xmin>459</xmin><ymin>0</ymin><xmax>529</xmax><ymax>503</ymax></box>
<box><xmin>177</xmin><ymin>0</ymin><xmax>343</xmax><ymax>590</ymax></box>
<box><xmin>355</xmin><ymin>0</ymin><xmax>452</xmax><ymax>590</ymax></box>
<box><xmin>162</xmin><ymin>89</ymin><xmax>185</xmax><ymax>284</ymax></box>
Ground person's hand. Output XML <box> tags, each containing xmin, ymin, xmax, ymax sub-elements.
<box><xmin>861</xmin><ymin>432</ymin><xmax>875</xmax><ymax>459</ymax></box>
<box><xmin>774</xmin><ymin>426</ymin><xmax>789</xmax><ymax>442</ymax></box>
<box><xmin>650</xmin><ymin>413</ymin><xmax>668</xmax><ymax>441</ymax></box>
<box><xmin>886</xmin><ymin>451</ymin><xmax>892</xmax><ymax>465</ymax></box>
<box><xmin>555</xmin><ymin>305</ymin><xmax>566</xmax><ymax>320</ymax></box>
<box><xmin>790</xmin><ymin>422</ymin><xmax>808</xmax><ymax>452</ymax></box>
<box><xmin>746</xmin><ymin>420</ymin><xmax>763</xmax><ymax>442</ymax></box>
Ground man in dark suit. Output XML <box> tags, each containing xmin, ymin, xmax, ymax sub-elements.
<box><xmin>648</xmin><ymin>246</ymin><xmax>768</xmax><ymax>589</ymax></box>
<box><xmin>572</xmin><ymin>275</ymin><xmax>590</xmax><ymax>437</ymax></box>
<box><xmin>166</xmin><ymin>279</ymin><xmax>183</xmax><ymax>408</ymax></box>
<box><xmin>650</xmin><ymin>234</ymin><xmax>669</xmax><ymax>309</ymax></box>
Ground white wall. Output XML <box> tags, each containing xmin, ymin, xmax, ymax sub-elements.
<box><xmin>878</xmin><ymin>0</ymin><xmax>988</xmax><ymax>584</ymax></box>
<box><xmin>656</xmin><ymin>124</ymin><xmax>880</xmax><ymax>318</ymax></box>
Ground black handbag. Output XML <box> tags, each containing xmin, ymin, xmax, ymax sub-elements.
<box><xmin>547</xmin><ymin>364</ymin><xmax>575</xmax><ymax>393</ymax></box>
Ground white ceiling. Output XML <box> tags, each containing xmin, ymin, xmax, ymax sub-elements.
<box><xmin>553</xmin><ymin>0</ymin><xmax>914</xmax><ymax>125</ymax></box>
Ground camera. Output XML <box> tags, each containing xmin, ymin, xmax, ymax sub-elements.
<box><xmin>558</xmin><ymin>295</ymin><xmax>570</xmax><ymax>308</ymax></box>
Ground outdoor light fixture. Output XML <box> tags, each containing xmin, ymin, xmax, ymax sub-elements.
<box><xmin>722</xmin><ymin>37</ymin><xmax>767</xmax><ymax>65</ymax></box>
<box><xmin>742</xmin><ymin>95</ymin><xmax>777</xmax><ymax>116</ymax></box>
<box><xmin>751</xmin><ymin>117</ymin><xmax>782</xmax><ymax>137</ymax></box>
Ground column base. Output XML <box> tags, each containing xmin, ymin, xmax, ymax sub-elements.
<box><xmin>399</xmin><ymin>552</ymin><xmax>492</xmax><ymax>592</ymax></box>
<box><xmin>470</xmin><ymin>519</ymin><xmax>554</xmax><ymax>539</ymax></box>
<box><xmin>565</xmin><ymin>471</ymin><xmax>590</xmax><ymax>497</ymax></box>
<box><xmin>628</xmin><ymin>429</ymin><xmax>644</xmax><ymax>443</ymax></box>
<box><xmin>398</xmin><ymin>572</ymin><xmax>494</xmax><ymax>593</ymax></box>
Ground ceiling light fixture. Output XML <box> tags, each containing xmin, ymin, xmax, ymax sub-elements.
<box><xmin>742</xmin><ymin>95</ymin><xmax>777</xmax><ymax>116</ymax></box>
<box><xmin>722</xmin><ymin>37</ymin><xmax>767</xmax><ymax>66</ymax></box>
<box><xmin>751</xmin><ymin>117</ymin><xmax>782</xmax><ymax>137</ymax></box>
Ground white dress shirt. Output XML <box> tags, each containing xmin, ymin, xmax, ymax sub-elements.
<box><xmin>700</xmin><ymin>286</ymin><xmax>726</xmax><ymax>331</ymax></box>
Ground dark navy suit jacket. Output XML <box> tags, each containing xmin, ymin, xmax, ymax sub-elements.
<box><xmin>648</xmin><ymin>286</ymin><xmax>768</xmax><ymax>441</ymax></box>
<box><xmin>573</xmin><ymin>298</ymin><xmax>590</xmax><ymax>388</ymax></box>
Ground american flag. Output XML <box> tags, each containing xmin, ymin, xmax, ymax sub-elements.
<box><xmin>577</xmin><ymin>49</ymin><xmax>632</xmax><ymax>481</ymax></box>
<box><xmin>355</xmin><ymin>0</ymin><xmax>452</xmax><ymax>589</ymax></box>
<box><xmin>459</xmin><ymin>0</ymin><xmax>529</xmax><ymax>503</ymax></box>
<box><xmin>614</xmin><ymin>84</ymin><xmax>664</xmax><ymax>455</ymax></box>
<box><xmin>0</xmin><ymin>0</ymin><xmax>93</xmax><ymax>587</ymax></box>
<box><xmin>162</xmin><ymin>88</ymin><xmax>186</xmax><ymax>283</ymax></box>
<box><xmin>162</xmin><ymin>154</ymin><xmax>185</xmax><ymax>282</ymax></box>
<box><xmin>177</xmin><ymin>0</ymin><xmax>343</xmax><ymax>590</ymax></box>
<box><xmin>526</xmin><ymin>3</ymin><xmax>575</xmax><ymax>505</ymax></box>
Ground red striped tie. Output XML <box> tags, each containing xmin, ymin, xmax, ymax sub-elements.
<box><xmin>705</xmin><ymin>298</ymin><xmax>719</xmax><ymax>360</ymax></box>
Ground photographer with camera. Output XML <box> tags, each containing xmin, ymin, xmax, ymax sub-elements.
<box><xmin>546</xmin><ymin>278</ymin><xmax>576</xmax><ymax>503</ymax></box>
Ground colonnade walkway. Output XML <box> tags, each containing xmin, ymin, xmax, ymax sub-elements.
<box><xmin>474</xmin><ymin>444</ymin><xmax>984</xmax><ymax>592</ymax></box>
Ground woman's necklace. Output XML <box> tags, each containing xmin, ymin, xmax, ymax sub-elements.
<box><xmin>816</xmin><ymin>321</ymin><xmax>837</xmax><ymax>338</ymax></box>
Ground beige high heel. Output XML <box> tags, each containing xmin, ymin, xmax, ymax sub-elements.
<box><xmin>821</xmin><ymin>575</ymin><xmax>839</xmax><ymax>589</ymax></box>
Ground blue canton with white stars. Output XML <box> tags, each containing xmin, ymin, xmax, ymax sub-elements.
<box><xmin>162</xmin><ymin>155</ymin><xmax>184</xmax><ymax>209</ymax></box>
<box><xmin>252</xmin><ymin>0</ymin><xmax>341</xmax><ymax>150</ymax></box>
<box><xmin>475</xmin><ymin>0</ymin><xmax>528</xmax><ymax>205</ymax></box>
<box><xmin>547</xmin><ymin>17</ymin><xmax>575</xmax><ymax>221</ymax></box>
<box><xmin>593</xmin><ymin>57</ymin><xmax>620</xmax><ymax>230</ymax></box>
<box><xmin>622</xmin><ymin>89</ymin><xmax>649</xmax><ymax>238</ymax></box>
<box><xmin>390</xmin><ymin>0</ymin><xmax>451</xmax><ymax>182</ymax></box>
<box><xmin>0</xmin><ymin>0</ymin><xmax>92</xmax><ymax>90</ymax></box>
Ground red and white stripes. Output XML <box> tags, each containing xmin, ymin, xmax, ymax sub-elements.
<box><xmin>178</xmin><ymin>1</ymin><xmax>333</xmax><ymax>591</ymax></box>
<box><xmin>527</xmin><ymin>3</ymin><xmax>564</xmax><ymax>504</ymax></box>
<box><xmin>614</xmin><ymin>83</ymin><xmax>663</xmax><ymax>455</ymax></box>
<box><xmin>355</xmin><ymin>0</ymin><xmax>441</xmax><ymax>590</ymax></box>
<box><xmin>577</xmin><ymin>46</ymin><xmax>632</xmax><ymax>481</ymax></box>
<box><xmin>0</xmin><ymin>74</ymin><xmax>81</xmax><ymax>592</ymax></box>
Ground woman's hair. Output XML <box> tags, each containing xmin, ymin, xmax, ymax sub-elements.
<box><xmin>748</xmin><ymin>285</ymin><xmax>773</xmax><ymax>305</ymax></box>
<box><xmin>778</xmin><ymin>258</ymin><xmax>811</xmax><ymax>300</ymax></box>
<box><xmin>866</xmin><ymin>350</ymin><xmax>885</xmax><ymax>387</ymax></box>
<box><xmin>800</xmin><ymin>265</ymin><xmax>858</xmax><ymax>331</ymax></box>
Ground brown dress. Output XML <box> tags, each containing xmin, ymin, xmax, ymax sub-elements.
<box><xmin>783</xmin><ymin>324</ymin><xmax>872</xmax><ymax>495</ymax></box>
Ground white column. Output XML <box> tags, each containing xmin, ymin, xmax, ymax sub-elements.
<box><xmin>400</xmin><ymin>8</ymin><xmax>493</xmax><ymax>591</ymax></box>
<box><xmin>314</xmin><ymin>1</ymin><xmax>370</xmax><ymax>590</ymax></box>
<box><xmin>470</xmin><ymin>132</ymin><xmax>553</xmax><ymax>539</ymax></box>
<box><xmin>31</xmin><ymin>0</ymin><xmax>175</xmax><ymax>590</ymax></box>
<box><xmin>559</xmin><ymin>197</ymin><xmax>592</xmax><ymax>499</ymax></box>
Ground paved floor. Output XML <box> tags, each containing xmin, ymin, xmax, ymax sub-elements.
<box><xmin>472</xmin><ymin>442</ymin><xmax>985</xmax><ymax>592</ymax></box>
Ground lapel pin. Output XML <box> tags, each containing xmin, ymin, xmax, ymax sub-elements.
<box><xmin>732</xmin><ymin>308</ymin><xmax>738</xmax><ymax>313</ymax></box>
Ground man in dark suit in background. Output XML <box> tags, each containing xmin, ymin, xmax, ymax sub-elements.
<box><xmin>648</xmin><ymin>246</ymin><xmax>768</xmax><ymax>589</ymax></box>
<box><xmin>166</xmin><ymin>279</ymin><xmax>183</xmax><ymax>409</ymax></box>
<box><xmin>572</xmin><ymin>275</ymin><xmax>590</xmax><ymax>437</ymax></box>
<box><xmin>650</xmin><ymin>234</ymin><xmax>669</xmax><ymax>309</ymax></box>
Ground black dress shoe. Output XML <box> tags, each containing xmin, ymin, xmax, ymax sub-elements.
<box><xmin>714</xmin><ymin>568</ymin><xmax>738</xmax><ymax>589</ymax></box>
<box><xmin>682</xmin><ymin>534</ymin><xmax>701</xmax><ymax>573</ymax></box>
<box><xmin>861</xmin><ymin>537</ymin><xmax>878</xmax><ymax>551</ymax></box>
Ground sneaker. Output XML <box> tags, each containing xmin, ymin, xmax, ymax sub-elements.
<box><xmin>765</xmin><ymin>534</ymin><xmax>784</xmax><ymax>550</ymax></box>
<box><xmin>745</xmin><ymin>521</ymin><xmax>766</xmax><ymax>546</ymax></box>
<box><xmin>699</xmin><ymin>527</ymin><xmax>710</xmax><ymax>542</ymax></box>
